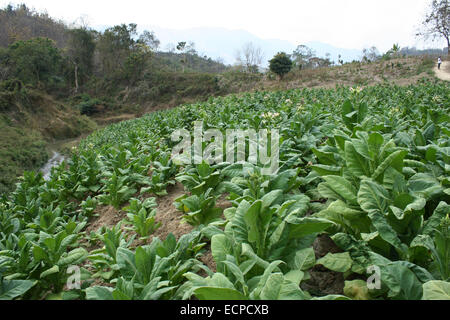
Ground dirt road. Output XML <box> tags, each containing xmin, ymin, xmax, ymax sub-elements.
<box><xmin>434</xmin><ymin>61</ymin><xmax>450</xmax><ymax>81</ymax></box>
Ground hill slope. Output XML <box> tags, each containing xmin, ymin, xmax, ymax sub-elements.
<box><xmin>0</xmin><ymin>83</ymin><xmax>96</xmax><ymax>193</ymax></box>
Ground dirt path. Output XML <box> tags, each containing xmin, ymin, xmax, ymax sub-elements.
<box><xmin>434</xmin><ymin>61</ymin><xmax>450</xmax><ymax>81</ymax></box>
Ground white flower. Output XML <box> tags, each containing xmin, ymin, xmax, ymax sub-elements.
<box><xmin>262</xmin><ymin>112</ymin><xmax>280</xmax><ymax>119</ymax></box>
<box><xmin>350</xmin><ymin>86</ymin><xmax>363</xmax><ymax>93</ymax></box>
<box><xmin>432</xmin><ymin>96</ymin><xmax>441</xmax><ymax>103</ymax></box>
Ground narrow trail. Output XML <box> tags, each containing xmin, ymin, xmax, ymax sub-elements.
<box><xmin>434</xmin><ymin>61</ymin><xmax>450</xmax><ymax>81</ymax></box>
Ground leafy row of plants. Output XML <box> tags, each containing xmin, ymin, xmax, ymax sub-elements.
<box><xmin>0</xmin><ymin>80</ymin><xmax>448</xmax><ymax>300</ymax></box>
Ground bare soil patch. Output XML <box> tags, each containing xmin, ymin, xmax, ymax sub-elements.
<box><xmin>434</xmin><ymin>61</ymin><xmax>450</xmax><ymax>81</ymax></box>
<box><xmin>151</xmin><ymin>183</ymin><xmax>194</xmax><ymax>241</ymax></box>
<box><xmin>200</xmin><ymin>248</ymin><xmax>217</xmax><ymax>274</ymax></box>
<box><xmin>301</xmin><ymin>235</ymin><xmax>345</xmax><ymax>296</ymax></box>
<box><xmin>85</xmin><ymin>205</ymin><xmax>126</xmax><ymax>234</ymax></box>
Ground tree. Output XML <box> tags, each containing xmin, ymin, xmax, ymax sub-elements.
<box><xmin>417</xmin><ymin>0</ymin><xmax>449</xmax><ymax>55</ymax></box>
<box><xmin>66</xmin><ymin>28</ymin><xmax>96</xmax><ymax>92</ymax></box>
<box><xmin>269</xmin><ymin>52</ymin><xmax>292</xmax><ymax>80</ymax></box>
<box><xmin>138</xmin><ymin>30</ymin><xmax>160</xmax><ymax>51</ymax></box>
<box><xmin>291</xmin><ymin>45</ymin><xmax>316</xmax><ymax>69</ymax></box>
<box><xmin>176</xmin><ymin>41</ymin><xmax>196</xmax><ymax>72</ymax></box>
<box><xmin>124</xmin><ymin>43</ymin><xmax>153</xmax><ymax>85</ymax></box>
<box><xmin>362</xmin><ymin>46</ymin><xmax>380</xmax><ymax>63</ymax></box>
<box><xmin>97</xmin><ymin>24</ymin><xmax>138</xmax><ymax>76</ymax></box>
<box><xmin>7</xmin><ymin>38</ymin><xmax>65</xmax><ymax>87</ymax></box>
<box><xmin>235</xmin><ymin>42</ymin><xmax>264</xmax><ymax>73</ymax></box>
<box><xmin>176</xmin><ymin>41</ymin><xmax>187</xmax><ymax>72</ymax></box>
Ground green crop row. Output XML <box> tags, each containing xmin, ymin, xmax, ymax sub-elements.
<box><xmin>0</xmin><ymin>79</ymin><xmax>449</xmax><ymax>300</ymax></box>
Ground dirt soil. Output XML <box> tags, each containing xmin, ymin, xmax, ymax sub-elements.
<box><xmin>300</xmin><ymin>235</ymin><xmax>345</xmax><ymax>296</ymax></box>
<box><xmin>151</xmin><ymin>183</ymin><xmax>194</xmax><ymax>241</ymax></box>
<box><xmin>434</xmin><ymin>61</ymin><xmax>450</xmax><ymax>81</ymax></box>
<box><xmin>200</xmin><ymin>247</ymin><xmax>217</xmax><ymax>274</ymax></box>
<box><xmin>85</xmin><ymin>205</ymin><xmax>127</xmax><ymax>234</ymax></box>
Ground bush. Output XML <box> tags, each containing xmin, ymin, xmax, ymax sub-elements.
<box><xmin>73</xmin><ymin>94</ymin><xmax>102</xmax><ymax>115</ymax></box>
<box><xmin>269</xmin><ymin>52</ymin><xmax>293</xmax><ymax>80</ymax></box>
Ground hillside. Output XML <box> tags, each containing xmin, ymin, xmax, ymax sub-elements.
<box><xmin>219</xmin><ymin>56</ymin><xmax>437</xmax><ymax>94</ymax></box>
<box><xmin>0</xmin><ymin>82</ymin><xmax>96</xmax><ymax>193</ymax></box>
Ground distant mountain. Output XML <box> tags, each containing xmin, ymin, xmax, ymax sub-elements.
<box><xmin>136</xmin><ymin>26</ymin><xmax>363</xmax><ymax>67</ymax></box>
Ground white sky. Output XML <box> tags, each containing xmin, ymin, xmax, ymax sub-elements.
<box><xmin>1</xmin><ymin>0</ymin><xmax>446</xmax><ymax>51</ymax></box>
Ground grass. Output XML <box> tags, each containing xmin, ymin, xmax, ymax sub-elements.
<box><xmin>0</xmin><ymin>116</ymin><xmax>48</xmax><ymax>194</ymax></box>
<box><xmin>0</xmin><ymin>87</ymin><xmax>97</xmax><ymax>194</ymax></box>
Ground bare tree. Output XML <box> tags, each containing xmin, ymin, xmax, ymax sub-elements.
<box><xmin>362</xmin><ymin>46</ymin><xmax>380</xmax><ymax>63</ymax></box>
<box><xmin>417</xmin><ymin>0</ymin><xmax>449</xmax><ymax>55</ymax></box>
<box><xmin>291</xmin><ymin>45</ymin><xmax>316</xmax><ymax>69</ymax></box>
<box><xmin>235</xmin><ymin>42</ymin><xmax>264</xmax><ymax>73</ymax></box>
<box><xmin>72</xmin><ymin>14</ymin><xmax>91</xmax><ymax>29</ymax></box>
<box><xmin>139</xmin><ymin>30</ymin><xmax>160</xmax><ymax>51</ymax></box>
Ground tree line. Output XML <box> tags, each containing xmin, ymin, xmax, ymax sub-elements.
<box><xmin>0</xmin><ymin>4</ymin><xmax>229</xmax><ymax>100</ymax></box>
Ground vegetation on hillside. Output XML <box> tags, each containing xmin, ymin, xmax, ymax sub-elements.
<box><xmin>0</xmin><ymin>82</ymin><xmax>96</xmax><ymax>193</ymax></box>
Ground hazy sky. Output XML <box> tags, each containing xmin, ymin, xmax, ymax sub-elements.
<box><xmin>0</xmin><ymin>0</ymin><xmax>445</xmax><ymax>51</ymax></box>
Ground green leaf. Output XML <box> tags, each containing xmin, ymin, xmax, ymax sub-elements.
<box><xmin>312</xmin><ymin>148</ymin><xmax>337</xmax><ymax>166</ymax></box>
<box><xmin>357</xmin><ymin>179</ymin><xmax>390</xmax><ymax>214</ymax></box>
<box><xmin>40</xmin><ymin>265</ymin><xmax>60</xmax><ymax>279</ymax></box>
<box><xmin>243</xmin><ymin>200</ymin><xmax>263</xmax><ymax>245</ymax></box>
<box><xmin>311</xmin><ymin>165</ymin><xmax>342</xmax><ymax>176</ymax></box>
<box><xmin>316</xmin><ymin>200</ymin><xmax>368</xmax><ymax>233</ymax></box>
<box><xmin>33</xmin><ymin>245</ymin><xmax>48</xmax><ymax>262</ymax></box>
<box><xmin>291</xmin><ymin>247</ymin><xmax>316</xmax><ymax>271</ymax></box>
<box><xmin>85</xmin><ymin>286</ymin><xmax>114</xmax><ymax>300</ymax></box>
<box><xmin>288</xmin><ymin>217</ymin><xmax>334</xmax><ymax>239</ymax></box>
<box><xmin>368</xmin><ymin>211</ymin><xmax>408</xmax><ymax>256</ymax></box>
<box><xmin>312</xmin><ymin>295</ymin><xmax>352</xmax><ymax>300</ymax></box>
<box><xmin>58</xmin><ymin>248</ymin><xmax>88</xmax><ymax>266</ymax></box>
<box><xmin>322</xmin><ymin>175</ymin><xmax>358</xmax><ymax>205</ymax></box>
<box><xmin>408</xmin><ymin>173</ymin><xmax>443</xmax><ymax>199</ymax></box>
<box><xmin>0</xmin><ymin>279</ymin><xmax>35</xmax><ymax>300</ymax></box>
<box><xmin>344</xmin><ymin>280</ymin><xmax>371</xmax><ymax>300</ymax></box>
<box><xmin>345</xmin><ymin>141</ymin><xmax>370</xmax><ymax>177</ymax></box>
<box><xmin>194</xmin><ymin>287</ymin><xmax>248</xmax><ymax>300</ymax></box>
<box><xmin>211</xmin><ymin>234</ymin><xmax>232</xmax><ymax>264</ymax></box>
<box><xmin>261</xmin><ymin>190</ymin><xmax>283</xmax><ymax>210</ymax></box>
<box><xmin>316</xmin><ymin>252</ymin><xmax>353</xmax><ymax>273</ymax></box>
<box><xmin>268</xmin><ymin>170</ymin><xmax>297</xmax><ymax>192</ymax></box>
<box><xmin>284</xmin><ymin>270</ymin><xmax>305</xmax><ymax>286</ymax></box>
<box><xmin>422</xmin><ymin>202</ymin><xmax>450</xmax><ymax>236</ymax></box>
<box><xmin>112</xmin><ymin>289</ymin><xmax>132</xmax><ymax>300</ymax></box>
<box><xmin>116</xmin><ymin>247</ymin><xmax>137</xmax><ymax>278</ymax></box>
<box><xmin>381</xmin><ymin>263</ymin><xmax>423</xmax><ymax>300</ymax></box>
<box><xmin>260</xmin><ymin>273</ymin><xmax>284</xmax><ymax>300</ymax></box>
<box><xmin>422</xmin><ymin>281</ymin><xmax>450</xmax><ymax>300</ymax></box>
<box><xmin>135</xmin><ymin>247</ymin><xmax>152</xmax><ymax>283</ymax></box>
<box><xmin>372</xmin><ymin>150</ymin><xmax>407</xmax><ymax>182</ymax></box>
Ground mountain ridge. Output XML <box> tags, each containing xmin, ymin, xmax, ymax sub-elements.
<box><xmin>94</xmin><ymin>24</ymin><xmax>364</xmax><ymax>66</ymax></box>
